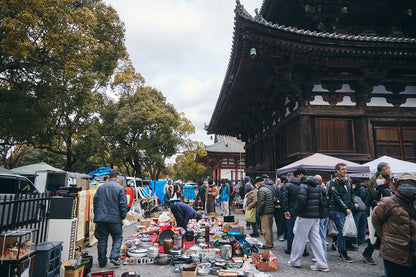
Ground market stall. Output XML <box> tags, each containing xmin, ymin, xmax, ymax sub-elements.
<box><xmin>95</xmin><ymin>210</ymin><xmax>278</xmax><ymax>277</ymax></box>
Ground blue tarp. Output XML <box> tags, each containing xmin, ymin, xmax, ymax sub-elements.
<box><xmin>150</xmin><ymin>180</ymin><xmax>167</xmax><ymax>205</ymax></box>
<box><xmin>87</xmin><ymin>167</ymin><xmax>113</xmax><ymax>178</ymax></box>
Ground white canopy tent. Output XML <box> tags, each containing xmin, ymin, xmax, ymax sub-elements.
<box><xmin>276</xmin><ymin>153</ymin><xmax>370</xmax><ymax>175</ymax></box>
<box><xmin>363</xmin><ymin>156</ymin><xmax>416</xmax><ymax>178</ymax></box>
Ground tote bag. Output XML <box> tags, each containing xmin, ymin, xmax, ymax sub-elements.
<box><xmin>245</xmin><ymin>207</ymin><xmax>256</xmax><ymax>223</ymax></box>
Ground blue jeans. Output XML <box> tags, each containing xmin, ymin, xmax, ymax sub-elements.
<box><xmin>353</xmin><ymin>211</ymin><xmax>367</xmax><ymax>244</ymax></box>
<box><xmin>95</xmin><ymin>222</ymin><xmax>123</xmax><ymax>266</ymax></box>
<box><xmin>319</xmin><ymin>217</ymin><xmax>328</xmax><ymax>259</ymax></box>
<box><xmin>286</xmin><ymin>209</ymin><xmax>296</xmax><ymax>251</ymax></box>
<box><xmin>332</xmin><ymin>211</ymin><xmax>347</xmax><ymax>252</ymax></box>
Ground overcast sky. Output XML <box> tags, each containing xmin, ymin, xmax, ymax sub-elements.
<box><xmin>105</xmin><ymin>0</ymin><xmax>261</xmax><ymax>146</ymax></box>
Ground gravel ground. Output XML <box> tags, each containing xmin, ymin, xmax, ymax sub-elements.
<box><xmin>86</xmin><ymin>210</ymin><xmax>385</xmax><ymax>277</ymax></box>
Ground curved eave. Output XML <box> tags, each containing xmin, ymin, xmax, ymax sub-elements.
<box><xmin>207</xmin><ymin>1</ymin><xmax>416</xmax><ymax>138</ymax></box>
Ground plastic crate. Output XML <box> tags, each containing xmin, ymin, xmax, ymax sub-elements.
<box><xmin>33</xmin><ymin>241</ymin><xmax>63</xmax><ymax>277</ymax></box>
<box><xmin>91</xmin><ymin>271</ymin><xmax>115</xmax><ymax>277</ymax></box>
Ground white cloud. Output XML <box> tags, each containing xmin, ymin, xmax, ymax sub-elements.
<box><xmin>105</xmin><ymin>0</ymin><xmax>261</xmax><ymax>144</ymax></box>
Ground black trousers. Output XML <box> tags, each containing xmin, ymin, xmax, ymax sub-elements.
<box><xmin>274</xmin><ymin>207</ymin><xmax>286</xmax><ymax>236</ymax></box>
<box><xmin>384</xmin><ymin>259</ymin><xmax>416</xmax><ymax>277</ymax></box>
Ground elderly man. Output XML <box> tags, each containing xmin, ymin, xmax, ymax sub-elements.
<box><xmin>372</xmin><ymin>172</ymin><xmax>416</xmax><ymax>277</ymax></box>
<box><xmin>94</xmin><ymin>170</ymin><xmax>127</xmax><ymax>267</ymax></box>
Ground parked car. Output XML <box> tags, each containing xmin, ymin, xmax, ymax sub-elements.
<box><xmin>0</xmin><ymin>173</ymin><xmax>42</xmax><ymax>228</ymax></box>
<box><xmin>0</xmin><ymin>173</ymin><xmax>38</xmax><ymax>194</ymax></box>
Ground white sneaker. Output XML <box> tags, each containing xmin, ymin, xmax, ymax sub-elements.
<box><xmin>310</xmin><ymin>265</ymin><xmax>329</xmax><ymax>272</ymax></box>
<box><xmin>287</xmin><ymin>261</ymin><xmax>300</xmax><ymax>268</ymax></box>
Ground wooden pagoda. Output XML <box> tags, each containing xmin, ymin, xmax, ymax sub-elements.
<box><xmin>196</xmin><ymin>136</ymin><xmax>245</xmax><ymax>185</ymax></box>
<box><xmin>207</xmin><ymin>0</ymin><xmax>416</xmax><ymax>176</ymax></box>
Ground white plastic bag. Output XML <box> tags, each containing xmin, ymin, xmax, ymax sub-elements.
<box><xmin>342</xmin><ymin>213</ymin><xmax>357</xmax><ymax>237</ymax></box>
<box><xmin>368</xmin><ymin>207</ymin><xmax>376</xmax><ymax>244</ymax></box>
<box><xmin>158</xmin><ymin>211</ymin><xmax>171</xmax><ymax>222</ymax></box>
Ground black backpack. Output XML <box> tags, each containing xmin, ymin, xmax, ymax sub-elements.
<box><xmin>239</xmin><ymin>182</ymin><xmax>246</xmax><ymax>198</ymax></box>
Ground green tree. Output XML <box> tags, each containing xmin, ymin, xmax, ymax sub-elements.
<box><xmin>101</xmin><ymin>86</ymin><xmax>194</xmax><ymax>179</ymax></box>
<box><xmin>0</xmin><ymin>0</ymin><xmax>127</xmax><ymax>170</ymax></box>
<box><xmin>100</xmin><ymin>60</ymin><xmax>194</xmax><ymax>179</ymax></box>
<box><xmin>171</xmin><ymin>142</ymin><xmax>212</xmax><ymax>182</ymax></box>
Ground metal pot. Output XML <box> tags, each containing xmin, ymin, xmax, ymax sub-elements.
<box><xmin>170</xmin><ymin>249</ymin><xmax>182</xmax><ymax>256</ymax></box>
<box><xmin>185</xmin><ymin>230</ymin><xmax>194</xmax><ymax>241</ymax></box>
<box><xmin>173</xmin><ymin>234</ymin><xmax>184</xmax><ymax>249</ymax></box>
<box><xmin>156</xmin><ymin>254</ymin><xmax>171</xmax><ymax>265</ymax></box>
<box><xmin>148</xmin><ymin>246</ymin><xmax>159</xmax><ymax>258</ymax></box>
<box><xmin>190</xmin><ymin>254</ymin><xmax>202</xmax><ymax>263</ymax></box>
<box><xmin>220</xmin><ymin>244</ymin><xmax>232</xmax><ymax>260</ymax></box>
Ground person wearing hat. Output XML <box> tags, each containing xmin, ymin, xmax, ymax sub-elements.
<box><xmin>243</xmin><ymin>176</ymin><xmax>254</xmax><ymax>197</ymax></box>
<box><xmin>372</xmin><ymin>172</ymin><xmax>416</xmax><ymax>277</ymax></box>
<box><xmin>205</xmin><ymin>179</ymin><xmax>219</xmax><ymax>213</ymax></box>
<box><xmin>171</xmin><ymin>201</ymin><xmax>202</xmax><ymax>229</ymax></box>
<box><xmin>245</xmin><ymin>177</ymin><xmax>262</xmax><ymax>237</ymax></box>
<box><xmin>93</xmin><ymin>170</ymin><xmax>127</xmax><ymax>267</ymax></box>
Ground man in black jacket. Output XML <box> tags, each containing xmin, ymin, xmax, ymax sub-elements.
<box><xmin>257</xmin><ymin>179</ymin><xmax>276</xmax><ymax>249</ymax></box>
<box><xmin>288</xmin><ymin>176</ymin><xmax>329</xmax><ymax>272</ymax></box>
<box><xmin>281</xmin><ymin>168</ymin><xmax>307</xmax><ymax>254</ymax></box>
<box><xmin>94</xmin><ymin>170</ymin><xmax>127</xmax><ymax>267</ymax></box>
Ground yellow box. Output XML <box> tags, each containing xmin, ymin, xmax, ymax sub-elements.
<box><xmin>62</xmin><ymin>260</ymin><xmax>85</xmax><ymax>277</ymax></box>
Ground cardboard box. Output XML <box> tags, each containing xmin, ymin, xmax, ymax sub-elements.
<box><xmin>62</xmin><ymin>260</ymin><xmax>86</xmax><ymax>277</ymax></box>
<box><xmin>76</xmin><ymin>178</ymin><xmax>89</xmax><ymax>190</ymax></box>
<box><xmin>252</xmin><ymin>250</ymin><xmax>278</xmax><ymax>271</ymax></box>
<box><xmin>181</xmin><ymin>270</ymin><xmax>196</xmax><ymax>277</ymax></box>
<box><xmin>229</xmin><ymin>225</ymin><xmax>244</xmax><ymax>234</ymax></box>
<box><xmin>218</xmin><ymin>269</ymin><xmax>238</xmax><ymax>276</ymax></box>
<box><xmin>126</xmin><ymin>214</ymin><xmax>141</xmax><ymax>221</ymax></box>
<box><xmin>139</xmin><ymin>218</ymin><xmax>152</xmax><ymax>227</ymax></box>
<box><xmin>234</xmin><ymin>209</ymin><xmax>244</xmax><ymax>214</ymax></box>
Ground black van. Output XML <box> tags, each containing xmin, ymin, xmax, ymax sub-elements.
<box><xmin>0</xmin><ymin>173</ymin><xmax>38</xmax><ymax>194</ymax></box>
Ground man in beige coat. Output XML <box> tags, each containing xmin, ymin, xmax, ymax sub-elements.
<box><xmin>246</xmin><ymin>177</ymin><xmax>260</xmax><ymax>237</ymax></box>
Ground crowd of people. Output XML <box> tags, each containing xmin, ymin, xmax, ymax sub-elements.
<box><xmin>94</xmin><ymin>167</ymin><xmax>416</xmax><ymax>276</ymax></box>
<box><xmin>238</xmin><ymin>163</ymin><xmax>416</xmax><ymax>275</ymax></box>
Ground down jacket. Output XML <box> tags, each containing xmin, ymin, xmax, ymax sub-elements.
<box><xmin>93</xmin><ymin>179</ymin><xmax>127</xmax><ymax>223</ymax></box>
<box><xmin>372</xmin><ymin>192</ymin><xmax>416</xmax><ymax>268</ymax></box>
<box><xmin>294</xmin><ymin>176</ymin><xmax>321</xmax><ymax>218</ymax></box>
<box><xmin>257</xmin><ymin>180</ymin><xmax>275</xmax><ymax>216</ymax></box>
<box><xmin>281</xmin><ymin>177</ymin><xmax>301</xmax><ymax>212</ymax></box>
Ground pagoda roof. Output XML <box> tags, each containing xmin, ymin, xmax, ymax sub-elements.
<box><xmin>207</xmin><ymin>1</ymin><xmax>416</xmax><ymax>138</ymax></box>
<box><xmin>204</xmin><ymin>136</ymin><xmax>245</xmax><ymax>154</ymax></box>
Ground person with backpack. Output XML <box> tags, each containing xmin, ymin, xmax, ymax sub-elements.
<box><xmin>219</xmin><ymin>179</ymin><xmax>231</xmax><ymax>216</ymax></box>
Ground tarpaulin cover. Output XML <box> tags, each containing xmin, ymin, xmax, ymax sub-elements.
<box><xmin>276</xmin><ymin>153</ymin><xmax>370</xmax><ymax>174</ymax></box>
<box><xmin>87</xmin><ymin>167</ymin><xmax>112</xmax><ymax>178</ymax></box>
<box><xmin>183</xmin><ymin>185</ymin><xmax>195</xmax><ymax>200</ymax></box>
<box><xmin>150</xmin><ymin>180</ymin><xmax>167</xmax><ymax>205</ymax></box>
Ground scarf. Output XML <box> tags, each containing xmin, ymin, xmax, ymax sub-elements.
<box><xmin>334</xmin><ymin>173</ymin><xmax>351</xmax><ymax>187</ymax></box>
